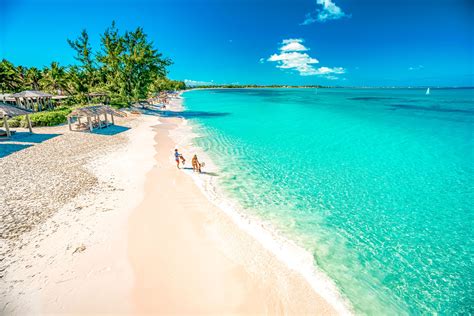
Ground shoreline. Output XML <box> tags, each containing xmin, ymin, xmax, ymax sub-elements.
<box><xmin>1</xmin><ymin>93</ymin><xmax>350</xmax><ymax>314</ymax></box>
<box><xmin>128</xmin><ymin>108</ymin><xmax>342</xmax><ymax>314</ymax></box>
<box><xmin>162</xmin><ymin>92</ymin><xmax>353</xmax><ymax>314</ymax></box>
<box><xmin>186</xmin><ymin>86</ymin><xmax>474</xmax><ymax>90</ymax></box>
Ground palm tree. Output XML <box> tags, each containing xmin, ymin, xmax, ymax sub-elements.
<box><xmin>16</xmin><ymin>65</ymin><xmax>28</xmax><ymax>90</ymax></box>
<box><xmin>0</xmin><ymin>59</ymin><xmax>22</xmax><ymax>92</ymax></box>
<box><xmin>67</xmin><ymin>66</ymin><xmax>89</xmax><ymax>101</ymax></box>
<box><xmin>40</xmin><ymin>62</ymin><xmax>70</xmax><ymax>95</ymax></box>
<box><xmin>25</xmin><ymin>67</ymin><xmax>43</xmax><ymax>90</ymax></box>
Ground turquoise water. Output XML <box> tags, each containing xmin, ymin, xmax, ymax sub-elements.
<box><xmin>182</xmin><ymin>88</ymin><xmax>473</xmax><ymax>314</ymax></box>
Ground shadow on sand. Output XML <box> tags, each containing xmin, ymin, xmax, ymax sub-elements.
<box><xmin>201</xmin><ymin>171</ymin><xmax>219</xmax><ymax>176</ymax></box>
<box><xmin>0</xmin><ymin>143</ymin><xmax>33</xmax><ymax>158</ymax></box>
<box><xmin>0</xmin><ymin>132</ymin><xmax>61</xmax><ymax>158</ymax></box>
<box><xmin>182</xmin><ymin>167</ymin><xmax>219</xmax><ymax>176</ymax></box>
<box><xmin>9</xmin><ymin>132</ymin><xmax>61</xmax><ymax>144</ymax></box>
<box><xmin>92</xmin><ymin>125</ymin><xmax>131</xmax><ymax>136</ymax></box>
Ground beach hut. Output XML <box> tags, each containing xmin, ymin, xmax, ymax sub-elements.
<box><xmin>11</xmin><ymin>90</ymin><xmax>53</xmax><ymax>112</ymax></box>
<box><xmin>67</xmin><ymin>105</ymin><xmax>124</xmax><ymax>132</ymax></box>
<box><xmin>0</xmin><ymin>93</ymin><xmax>16</xmax><ymax>105</ymax></box>
<box><xmin>0</xmin><ymin>103</ymin><xmax>33</xmax><ymax>138</ymax></box>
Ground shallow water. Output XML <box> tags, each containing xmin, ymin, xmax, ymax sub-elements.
<box><xmin>183</xmin><ymin>88</ymin><xmax>474</xmax><ymax>314</ymax></box>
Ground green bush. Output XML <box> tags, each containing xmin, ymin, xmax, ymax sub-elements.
<box><xmin>29</xmin><ymin>110</ymin><xmax>70</xmax><ymax>126</ymax></box>
<box><xmin>110</xmin><ymin>103</ymin><xmax>129</xmax><ymax>109</ymax></box>
<box><xmin>109</xmin><ymin>96</ymin><xmax>129</xmax><ymax>108</ymax></box>
<box><xmin>61</xmin><ymin>95</ymin><xmax>85</xmax><ymax>106</ymax></box>
<box><xmin>7</xmin><ymin>116</ymin><xmax>22</xmax><ymax>127</ymax></box>
<box><xmin>53</xmin><ymin>105</ymin><xmax>73</xmax><ymax>111</ymax></box>
<box><xmin>7</xmin><ymin>108</ymin><xmax>73</xmax><ymax>128</ymax></box>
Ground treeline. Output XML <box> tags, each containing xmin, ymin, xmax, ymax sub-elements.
<box><xmin>0</xmin><ymin>21</ymin><xmax>185</xmax><ymax>105</ymax></box>
<box><xmin>194</xmin><ymin>84</ymin><xmax>327</xmax><ymax>89</ymax></box>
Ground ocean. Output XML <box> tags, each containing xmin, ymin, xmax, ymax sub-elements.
<box><xmin>182</xmin><ymin>88</ymin><xmax>473</xmax><ymax>314</ymax></box>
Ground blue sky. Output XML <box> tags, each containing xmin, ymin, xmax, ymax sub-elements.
<box><xmin>1</xmin><ymin>0</ymin><xmax>473</xmax><ymax>86</ymax></box>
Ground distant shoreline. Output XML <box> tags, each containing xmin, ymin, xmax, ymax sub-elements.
<box><xmin>187</xmin><ymin>86</ymin><xmax>474</xmax><ymax>90</ymax></box>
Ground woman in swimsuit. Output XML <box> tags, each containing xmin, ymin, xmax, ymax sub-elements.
<box><xmin>192</xmin><ymin>155</ymin><xmax>201</xmax><ymax>173</ymax></box>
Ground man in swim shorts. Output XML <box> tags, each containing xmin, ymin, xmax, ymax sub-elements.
<box><xmin>174</xmin><ymin>148</ymin><xmax>186</xmax><ymax>168</ymax></box>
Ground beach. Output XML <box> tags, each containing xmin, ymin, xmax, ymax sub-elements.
<box><xmin>1</xmin><ymin>95</ymin><xmax>342</xmax><ymax>314</ymax></box>
<box><xmin>1</xmin><ymin>0</ymin><xmax>471</xmax><ymax>312</ymax></box>
<box><xmin>180</xmin><ymin>88</ymin><xmax>474</xmax><ymax>314</ymax></box>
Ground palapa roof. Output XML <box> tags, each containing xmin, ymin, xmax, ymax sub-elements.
<box><xmin>52</xmin><ymin>95</ymin><xmax>69</xmax><ymax>100</ymax></box>
<box><xmin>68</xmin><ymin>105</ymin><xmax>125</xmax><ymax>118</ymax></box>
<box><xmin>12</xmin><ymin>90</ymin><xmax>52</xmax><ymax>98</ymax></box>
<box><xmin>0</xmin><ymin>103</ymin><xmax>32</xmax><ymax>118</ymax></box>
<box><xmin>0</xmin><ymin>93</ymin><xmax>15</xmax><ymax>102</ymax></box>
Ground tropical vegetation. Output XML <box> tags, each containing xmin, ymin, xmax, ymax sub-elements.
<box><xmin>0</xmin><ymin>21</ymin><xmax>186</xmax><ymax>107</ymax></box>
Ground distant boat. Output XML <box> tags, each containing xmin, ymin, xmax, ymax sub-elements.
<box><xmin>426</xmin><ymin>88</ymin><xmax>430</xmax><ymax>95</ymax></box>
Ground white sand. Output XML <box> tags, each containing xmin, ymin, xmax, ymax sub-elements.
<box><xmin>1</xmin><ymin>115</ymin><xmax>157</xmax><ymax>314</ymax></box>
<box><xmin>1</xmin><ymin>96</ymin><xmax>349</xmax><ymax>315</ymax></box>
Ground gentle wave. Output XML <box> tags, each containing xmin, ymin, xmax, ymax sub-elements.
<box><xmin>178</xmin><ymin>88</ymin><xmax>474</xmax><ymax>315</ymax></box>
<box><xmin>171</xmin><ymin>95</ymin><xmax>355</xmax><ymax>315</ymax></box>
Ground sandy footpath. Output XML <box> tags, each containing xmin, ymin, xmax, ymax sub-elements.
<box><xmin>1</xmin><ymin>96</ymin><xmax>342</xmax><ymax>315</ymax></box>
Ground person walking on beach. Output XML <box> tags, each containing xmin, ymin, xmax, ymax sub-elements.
<box><xmin>192</xmin><ymin>154</ymin><xmax>202</xmax><ymax>173</ymax></box>
<box><xmin>174</xmin><ymin>149</ymin><xmax>186</xmax><ymax>168</ymax></box>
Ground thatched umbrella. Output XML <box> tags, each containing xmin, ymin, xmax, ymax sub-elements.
<box><xmin>67</xmin><ymin>105</ymin><xmax>125</xmax><ymax>132</ymax></box>
<box><xmin>0</xmin><ymin>93</ymin><xmax>15</xmax><ymax>104</ymax></box>
<box><xmin>12</xmin><ymin>90</ymin><xmax>53</xmax><ymax>111</ymax></box>
<box><xmin>52</xmin><ymin>95</ymin><xmax>69</xmax><ymax>100</ymax></box>
<box><xmin>0</xmin><ymin>103</ymin><xmax>33</xmax><ymax>138</ymax></box>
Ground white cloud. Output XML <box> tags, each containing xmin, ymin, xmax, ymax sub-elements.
<box><xmin>282</xmin><ymin>38</ymin><xmax>303</xmax><ymax>44</ymax></box>
<box><xmin>280</xmin><ymin>39</ymin><xmax>309</xmax><ymax>52</ymax></box>
<box><xmin>312</xmin><ymin>66</ymin><xmax>345</xmax><ymax>75</ymax></box>
<box><xmin>266</xmin><ymin>38</ymin><xmax>345</xmax><ymax>78</ymax></box>
<box><xmin>280</xmin><ymin>40</ymin><xmax>309</xmax><ymax>52</ymax></box>
<box><xmin>301</xmin><ymin>0</ymin><xmax>348</xmax><ymax>25</ymax></box>
<box><xmin>184</xmin><ymin>79</ymin><xmax>214</xmax><ymax>87</ymax></box>
<box><xmin>301</xmin><ymin>13</ymin><xmax>317</xmax><ymax>26</ymax></box>
<box><xmin>317</xmin><ymin>0</ymin><xmax>346</xmax><ymax>21</ymax></box>
<box><xmin>298</xmin><ymin>66</ymin><xmax>346</xmax><ymax>77</ymax></box>
<box><xmin>268</xmin><ymin>52</ymin><xmax>319</xmax><ymax>75</ymax></box>
<box><xmin>408</xmin><ymin>65</ymin><xmax>424</xmax><ymax>71</ymax></box>
<box><xmin>259</xmin><ymin>58</ymin><xmax>265</xmax><ymax>64</ymax></box>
